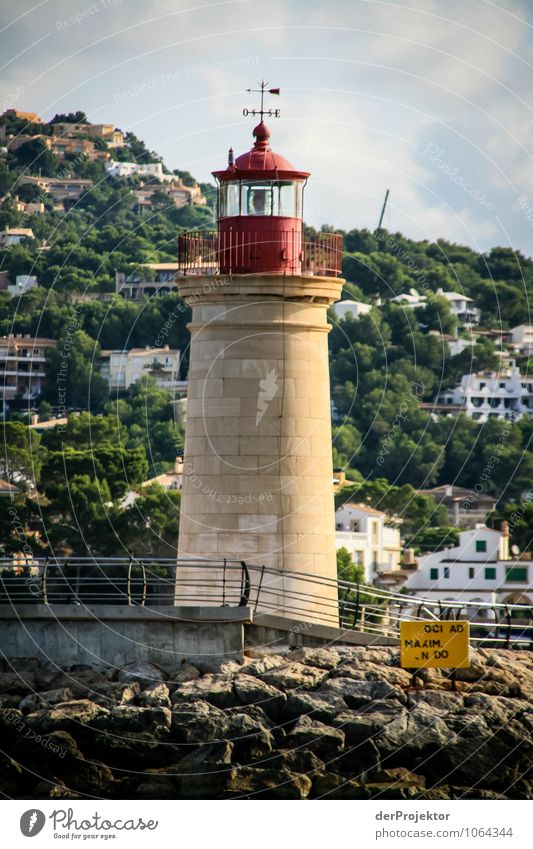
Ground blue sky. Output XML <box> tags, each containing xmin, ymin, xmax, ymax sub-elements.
<box><xmin>2</xmin><ymin>0</ymin><xmax>533</xmax><ymax>254</ymax></box>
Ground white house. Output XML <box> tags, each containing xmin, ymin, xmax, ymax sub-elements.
<box><xmin>335</xmin><ymin>502</ymin><xmax>402</xmax><ymax>583</ymax></box>
<box><xmin>389</xmin><ymin>289</ymin><xmax>427</xmax><ymax>309</ymax></box>
<box><xmin>437</xmin><ymin>289</ymin><xmax>480</xmax><ymax>325</ymax></box>
<box><xmin>403</xmin><ymin>524</ymin><xmax>532</xmax><ymax>606</ymax></box>
<box><xmin>105</xmin><ymin>161</ymin><xmax>172</xmax><ymax>181</ymax></box>
<box><xmin>509</xmin><ymin>324</ymin><xmax>533</xmax><ymax>356</ymax></box>
<box><xmin>100</xmin><ymin>346</ymin><xmax>184</xmax><ymax>393</ymax></box>
<box><xmin>389</xmin><ymin>289</ymin><xmax>480</xmax><ymax>327</ymax></box>
<box><xmin>7</xmin><ymin>275</ymin><xmax>38</xmax><ymax>298</ymax></box>
<box><xmin>438</xmin><ymin>361</ymin><xmax>533</xmax><ymax>422</ymax></box>
<box><xmin>0</xmin><ymin>228</ymin><xmax>35</xmax><ymax>247</ymax></box>
<box><xmin>331</xmin><ymin>300</ymin><xmax>372</xmax><ymax>320</ymax></box>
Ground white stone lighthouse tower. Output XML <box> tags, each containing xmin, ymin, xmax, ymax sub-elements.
<box><xmin>175</xmin><ymin>84</ymin><xmax>344</xmax><ymax>624</ymax></box>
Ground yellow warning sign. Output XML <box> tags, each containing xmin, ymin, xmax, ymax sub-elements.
<box><xmin>400</xmin><ymin>620</ymin><xmax>470</xmax><ymax>669</ymax></box>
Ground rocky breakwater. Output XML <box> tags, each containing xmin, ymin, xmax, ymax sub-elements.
<box><xmin>0</xmin><ymin>645</ymin><xmax>532</xmax><ymax>799</ymax></box>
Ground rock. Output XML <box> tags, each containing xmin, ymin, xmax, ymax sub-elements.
<box><xmin>173</xmin><ymin>674</ymin><xmax>237</xmax><ymax>709</ymax></box>
<box><xmin>129</xmin><ymin>776</ymin><xmax>177</xmax><ymax>799</ymax></box>
<box><xmin>90</xmin><ymin>682</ymin><xmax>140</xmax><ymax>708</ymax></box>
<box><xmin>46</xmin><ymin>668</ymin><xmax>109</xmax><ymax>699</ymax></box>
<box><xmin>234</xmin><ymin>674</ymin><xmax>286</xmax><ymax>714</ymax></box>
<box><xmin>184</xmin><ymin>656</ymin><xmax>241</xmax><ymax>675</ymax></box>
<box><xmin>267</xmin><ymin>749</ymin><xmax>325</xmax><ymax>775</ymax></box>
<box><xmin>333</xmin><ymin>702</ymin><xmax>408</xmax><ymax>758</ymax></box>
<box><xmin>138</xmin><ymin>683</ymin><xmax>171</xmax><ymax>709</ymax></box>
<box><xmin>453</xmin><ymin>657</ymin><xmax>487</xmax><ymax>682</ymax></box>
<box><xmin>313</xmin><ymin>772</ymin><xmax>368</xmax><ymax>799</ymax></box>
<box><xmin>463</xmin><ymin>693</ymin><xmax>521</xmax><ymax>726</ymax></box>
<box><xmin>0</xmin><ymin>658</ymin><xmax>57</xmax><ymax>690</ymax></box>
<box><xmin>19</xmin><ymin>688</ymin><xmax>74</xmax><ymax>714</ymax></box>
<box><xmin>177</xmin><ymin>741</ymin><xmax>234</xmax><ymax>773</ymax></box>
<box><xmin>368</xmin><ymin>767</ymin><xmax>426</xmax><ymax>789</ymax></box>
<box><xmin>29</xmin><ymin>778</ymin><xmax>82</xmax><ymax>799</ymax></box>
<box><xmin>0</xmin><ymin>757</ymin><xmax>24</xmax><ymax>796</ymax></box>
<box><xmin>93</xmin><ymin>705</ymin><xmax>172</xmax><ymax>734</ymax></box>
<box><xmin>320</xmin><ymin>676</ymin><xmax>406</xmax><ymax>705</ymax></box>
<box><xmin>170</xmin><ymin>662</ymin><xmax>201</xmax><ymax>686</ymax></box>
<box><xmin>212</xmin><ymin>766</ymin><xmax>313</xmax><ymax>799</ymax></box>
<box><xmin>286</xmin><ymin>648</ymin><xmax>341</xmax><ymax>670</ymax></box>
<box><xmin>408</xmin><ymin>691</ymin><xmax>463</xmax><ymax>713</ymax></box>
<box><xmin>0</xmin><ymin>694</ymin><xmax>23</xmax><ymax>709</ymax></box>
<box><xmin>259</xmin><ymin>663</ymin><xmax>328</xmax><ymax>692</ymax></box>
<box><xmin>242</xmin><ymin>655</ymin><xmax>287</xmax><ymax>676</ymax></box>
<box><xmin>285</xmin><ymin>691</ymin><xmax>347</xmax><ymax>723</ymax></box>
<box><xmin>118</xmin><ymin>661</ymin><xmax>167</xmax><ymax>688</ymax></box>
<box><xmin>286</xmin><ymin>716</ymin><xmax>345</xmax><ymax>758</ymax></box>
<box><xmin>335</xmin><ymin>660</ymin><xmax>412</xmax><ymax>688</ymax></box>
<box><xmin>172</xmin><ymin>700</ymin><xmax>228</xmax><ymax>745</ymax></box>
<box><xmin>25</xmin><ymin>700</ymin><xmax>110</xmax><ymax>734</ymax></box>
<box><xmin>0</xmin><ymin>671</ymin><xmax>38</xmax><ymax>695</ymax></box>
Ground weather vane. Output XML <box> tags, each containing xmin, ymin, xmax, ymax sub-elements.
<box><xmin>243</xmin><ymin>80</ymin><xmax>281</xmax><ymax>121</ymax></box>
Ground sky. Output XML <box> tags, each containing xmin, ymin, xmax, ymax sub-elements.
<box><xmin>2</xmin><ymin>0</ymin><xmax>533</xmax><ymax>255</ymax></box>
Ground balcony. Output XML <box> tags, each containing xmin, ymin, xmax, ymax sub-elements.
<box><xmin>178</xmin><ymin>230</ymin><xmax>343</xmax><ymax>277</ymax></box>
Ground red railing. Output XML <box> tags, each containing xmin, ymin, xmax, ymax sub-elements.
<box><xmin>178</xmin><ymin>230</ymin><xmax>342</xmax><ymax>277</ymax></box>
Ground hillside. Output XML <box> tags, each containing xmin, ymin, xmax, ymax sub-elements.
<box><xmin>1</xmin><ymin>109</ymin><xmax>533</xmax><ymax>557</ymax></box>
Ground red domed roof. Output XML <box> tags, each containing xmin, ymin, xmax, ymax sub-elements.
<box><xmin>213</xmin><ymin>122</ymin><xmax>309</xmax><ymax>181</ymax></box>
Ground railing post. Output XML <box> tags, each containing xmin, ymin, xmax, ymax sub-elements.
<box><xmin>222</xmin><ymin>558</ymin><xmax>227</xmax><ymax>607</ymax></box>
<box><xmin>254</xmin><ymin>564</ymin><xmax>265</xmax><ymax>613</ymax></box>
<box><xmin>42</xmin><ymin>557</ymin><xmax>49</xmax><ymax>605</ymax></box>
<box><xmin>239</xmin><ymin>560</ymin><xmax>251</xmax><ymax>607</ymax></box>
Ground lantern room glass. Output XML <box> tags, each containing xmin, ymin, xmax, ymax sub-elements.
<box><xmin>218</xmin><ymin>180</ymin><xmax>303</xmax><ymax>218</ymax></box>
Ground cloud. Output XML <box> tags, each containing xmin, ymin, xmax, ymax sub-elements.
<box><xmin>1</xmin><ymin>0</ymin><xmax>533</xmax><ymax>252</ymax></box>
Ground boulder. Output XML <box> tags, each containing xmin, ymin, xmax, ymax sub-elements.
<box><xmin>183</xmin><ymin>656</ymin><xmax>241</xmax><ymax>675</ymax></box>
<box><xmin>313</xmin><ymin>772</ymin><xmax>368</xmax><ymax>799</ymax></box>
<box><xmin>259</xmin><ymin>663</ymin><xmax>328</xmax><ymax>693</ymax></box>
<box><xmin>117</xmin><ymin>661</ymin><xmax>167</xmax><ymax>688</ymax></box>
<box><xmin>266</xmin><ymin>749</ymin><xmax>325</xmax><ymax>775</ymax></box>
<box><xmin>241</xmin><ymin>655</ymin><xmax>287</xmax><ymax>676</ymax></box>
<box><xmin>214</xmin><ymin>766</ymin><xmax>313</xmax><ymax>799</ymax></box>
<box><xmin>90</xmin><ymin>682</ymin><xmax>140</xmax><ymax>708</ymax></box>
<box><xmin>19</xmin><ymin>688</ymin><xmax>74</xmax><ymax>714</ymax></box>
<box><xmin>285</xmin><ymin>716</ymin><xmax>345</xmax><ymax>758</ymax></box>
<box><xmin>172</xmin><ymin>674</ymin><xmax>237</xmax><ymax>709</ymax></box>
<box><xmin>177</xmin><ymin>741</ymin><xmax>234</xmax><ymax>773</ymax></box>
<box><xmin>233</xmin><ymin>674</ymin><xmax>286</xmax><ymax>714</ymax></box>
<box><xmin>170</xmin><ymin>662</ymin><xmax>201</xmax><ymax>686</ymax></box>
<box><xmin>93</xmin><ymin>705</ymin><xmax>172</xmax><ymax>735</ymax></box>
<box><xmin>286</xmin><ymin>648</ymin><xmax>341</xmax><ymax>670</ymax></box>
<box><xmin>320</xmin><ymin>676</ymin><xmax>406</xmax><ymax>705</ymax></box>
<box><xmin>0</xmin><ymin>757</ymin><xmax>24</xmax><ymax>796</ymax></box>
<box><xmin>25</xmin><ymin>700</ymin><xmax>109</xmax><ymax>734</ymax></box>
<box><xmin>138</xmin><ymin>683</ymin><xmax>171</xmax><ymax>709</ymax></box>
<box><xmin>284</xmin><ymin>691</ymin><xmax>347</xmax><ymax>724</ymax></box>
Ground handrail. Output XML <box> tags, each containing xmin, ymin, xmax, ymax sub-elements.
<box><xmin>1</xmin><ymin>557</ymin><xmax>532</xmax><ymax>646</ymax></box>
<box><xmin>178</xmin><ymin>229</ymin><xmax>343</xmax><ymax>277</ymax></box>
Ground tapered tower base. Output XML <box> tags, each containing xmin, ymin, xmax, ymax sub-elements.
<box><xmin>175</xmin><ymin>273</ymin><xmax>343</xmax><ymax>625</ymax></box>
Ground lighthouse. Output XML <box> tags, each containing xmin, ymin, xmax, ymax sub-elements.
<box><xmin>175</xmin><ymin>84</ymin><xmax>344</xmax><ymax>624</ymax></box>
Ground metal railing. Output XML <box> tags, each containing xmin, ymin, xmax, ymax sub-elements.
<box><xmin>177</xmin><ymin>230</ymin><xmax>343</xmax><ymax>277</ymax></box>
<box><xmin>1</xmin><ymin>558</ymin><xmax>532</xmax><ymax>647</ymax></box>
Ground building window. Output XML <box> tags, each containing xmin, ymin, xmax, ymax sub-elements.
<box><xmin>476</xmin><ymin>540</ymin><xmax>487</xmax><ymax>553</ymax></box>
<box><xmin>371</xmin><ymin>521</ymin><xmax>379</xmax><ymax>545</ymax></box>
<box><xmin>506</xmin><ymin>566</ymin><xmax>528</xmax><ymax>583</ymax></box>
<box><xmin>484</xmin><ymin>567</ymin><xmax>496</xmax><ymax>580</ymax></box>
<box><xmin>430</xmin><ymin>568</ymin><xmax>439</xmax><ymax>580</ymax></box>
<box><xmin>443</xmin><ymin>567</ymin><xmax>450</xmax><ymax>579</ymax></box>
<box><xmin>468</xmin><ymin>567</ymin><xmax>475</xmax><ymax>579</ymax></box>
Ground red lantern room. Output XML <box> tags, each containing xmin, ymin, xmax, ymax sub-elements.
<box><xmin>212</xmin><ymin>120</ymin><xmax>309</xmax><ymax>275</ymax></box>
<box><xmin>178</xmin><ymin>83</ymin><xmax>342</xmax><ymax>278</ymax></box>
